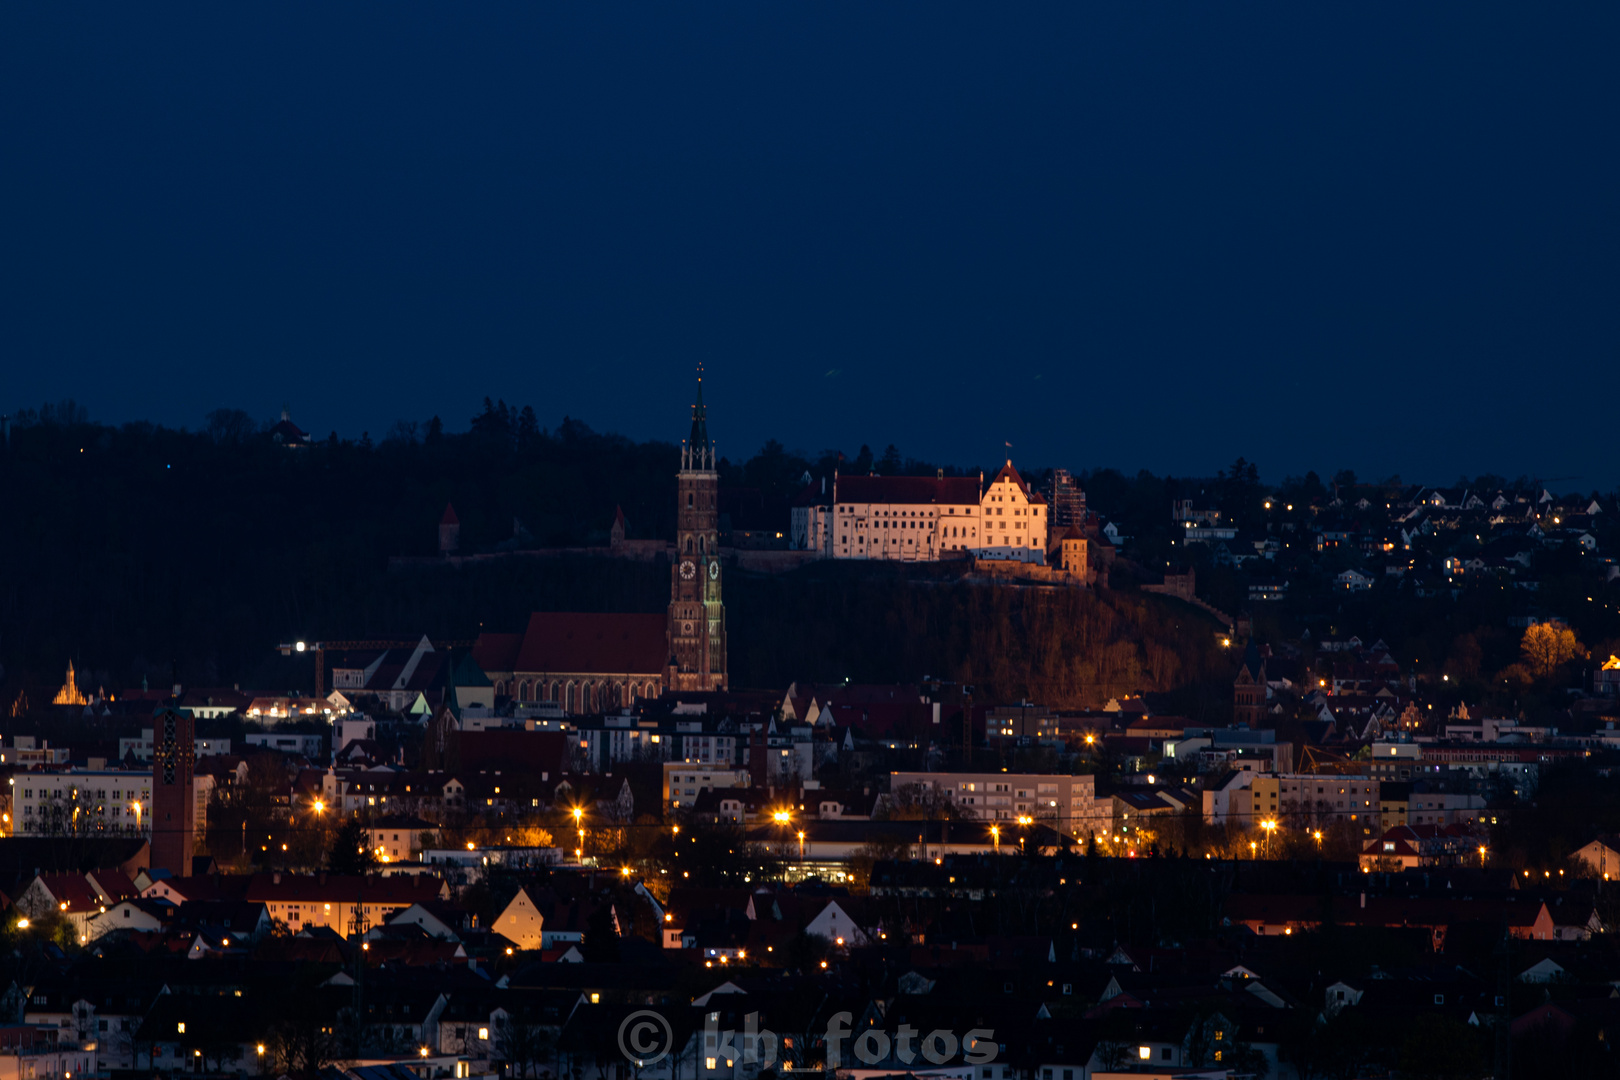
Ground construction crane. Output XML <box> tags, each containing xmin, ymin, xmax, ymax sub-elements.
<box><xmin>276</xmin><ymin>638</ymin><xmax>476</xmax><ymax>698</ymax></box>
<box><xmin>1299</xmin><ymin>744</ymin><xmax>1361</xmax><ymax>775</ymax></box>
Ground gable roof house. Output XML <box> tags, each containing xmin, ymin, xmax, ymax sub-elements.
<box><xmin>493</xmin><ymin>887</ymin><xmax>546</xmax><ymax>951</ymax></box>
<box><xmin>15</xmin><ymin>871</ymin><xmax>140</xmax><ymax>936</ymax></box>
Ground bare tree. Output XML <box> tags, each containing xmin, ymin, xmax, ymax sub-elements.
<box><xmin>497</xmin><ymin>1015</ymin><xmax>557</xmax><ymax>1079</ymax></box>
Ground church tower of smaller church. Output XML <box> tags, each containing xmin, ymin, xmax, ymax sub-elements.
<box><xmin>668</xmin><ymin>371</ymin><xmax>727</xmax><ymax>691</ymax></box>
<box><xmin>1234</xmin><ymin>638</ymin><xmax>1267</xmax><ymax>728</ymax></box>
<box><xmin>151</xmin><ymin>707</ymin><xmax>197</xmax><ymax>877</ymax></box>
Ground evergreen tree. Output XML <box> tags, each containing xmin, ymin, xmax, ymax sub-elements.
<box><xmin>581</xmin><ymin>902</ymin><xmax>620</xmax><ymax>961</ymax></box>
<box><xmin>326</xmin><ymin>818</ymin><xmax>377</xmax><ymax>875</ymax></box>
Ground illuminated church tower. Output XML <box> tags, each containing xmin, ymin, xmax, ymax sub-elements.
<box><xmin>667</xmin><ymin>372</ymin><xmax>728</xmax><ymax>691</ymax></box>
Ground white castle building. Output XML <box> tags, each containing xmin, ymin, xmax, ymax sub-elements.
<box><xmin>791</xmin><ymin>460</ymin><xmax>1047</xmax><ymax>564</ymax></box>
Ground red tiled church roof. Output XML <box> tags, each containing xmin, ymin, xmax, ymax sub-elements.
<box><xmin>472</xmin><ymin>633</ymin><xmax>524</xmax><ymax>673</ymax></box>
<box><xmin>512</xmin><ymin>612</ymin><xmax>667</xmax><ymax>675</ymax></box>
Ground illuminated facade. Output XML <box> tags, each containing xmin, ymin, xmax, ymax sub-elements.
<box><xmin>821</xmin><ymin>460</ymin><xmax>1048</xmax><ymax>564</ymax></box>
<box><xmin>667</xmin><ymin>376</ymin><xmax>727</xmax><ymax>692</ymax></box>
<box><xmin>52</xmin><ymin>661</ymin><xmax>87</xmax><ymax>706</ymax></box>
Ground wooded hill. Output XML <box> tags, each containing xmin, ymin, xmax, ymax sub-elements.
<box><xmin>0</xmin><ymin>401</ymin><xmax>1229</xmax><ymax>711</ymax></box>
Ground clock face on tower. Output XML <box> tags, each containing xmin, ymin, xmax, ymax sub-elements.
<box><xmin>708</xmin><ymin>560</ymin><xmax>720</xmax><ymax>580</ymax></box>
<box><xmin>680</xmin><ymin>560</ymin><xmax>696</xmax><ymax>580</ymax></box>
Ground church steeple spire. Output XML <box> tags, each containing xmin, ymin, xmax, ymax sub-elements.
<box><xmin>683</xmin><ymin>364</ymin><xmax>713</xmax><ymax>471</ymax></box>
<box><xmin>689</xmin><ymin>365</ymin><xmax>710</xmax><ymax>460</ymax></box>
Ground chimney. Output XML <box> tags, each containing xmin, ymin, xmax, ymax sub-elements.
<box><xmin>1359</xmin><ymin>892</ymin><xmax>1366</xmax><ymax>909</ymax></box>
<box><xmin>273</xmin><ymin>871</ymin><xmax>282</xmax><ymax>885</ymax></box>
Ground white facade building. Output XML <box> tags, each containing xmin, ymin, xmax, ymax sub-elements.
<box><xmin>802</xmin><ymin>461</ymin><xmax>1048</xmax><ymax>564</ymax></box>
<box><xmin>662</xmin><ymin>763</ymin><xmax>751</xmax><ymax>809</ymax></box>
<box><xmin>13</xmin><ymin>770</ymin><xmax>155</xmax><ymax>837</ymax></box>
<box><xmin>888</xmin><ymin>771</ymin><xmax>1096</xmax><ymax>833</ymax></box>
<box><xmin>830</xmin><ymin>474</ymin><xmax>981</xmax><ymax>561</ymax></box>
<box><xmin>116</xmin><ymin>731</ymin><xmax>232</xmax><ymax>763</ymax></box>
<box><xmin>789</xmin><ymin>477</ymin><xmax>835</xmax><ymax>555</ymax></box>
<box><xmin>973</xmin><ymin>461</ymin><xmax>1048</xmax><ymax>563</ymax></box>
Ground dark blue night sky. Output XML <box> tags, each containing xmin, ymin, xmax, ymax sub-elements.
<box><xmin>4</xmin><ymin>5</ymin><xmax>1617</xmax><ymax>484</ymax></box>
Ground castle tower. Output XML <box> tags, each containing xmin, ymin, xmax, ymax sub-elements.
<box><xmin>1234</xmin><ymin>638</ymin><xmax>1267</xmax><ymax>729</ymax></box>
<box><xmin>439</xmin><ymin>503</ymin><xmax>460</xmax><ymax>555</ymax></box>
<box><xmin>151</xmin><ymin>707</ymin><xmax>197</xmax><ymax>876</ymax></box>
<box><xmin>667</xmin><ymin>372</ymin><xmax>727</xmax><ymax>691</ymax></box>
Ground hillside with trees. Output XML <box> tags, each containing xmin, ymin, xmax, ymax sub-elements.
<box><xmin>5</xmin><ymin>398</ymin><xmax>1618</xmax><ymax>719</ymax></box>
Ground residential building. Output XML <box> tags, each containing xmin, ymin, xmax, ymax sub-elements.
<box><xmin>1359</xmin><ymin>825</ymin><xmax>1479</xmax><ymax>871</ymax></box>
<box><xmin>663</xmin><ymin>763</ymin><xmax>751</xmax><ymax>810</ymax></box>
<box><xmin>244</xmin><ymin>732</ymin><xmax>326</xmax><ymax>758</ymax></box>
<box><xmin>887</xmin><ymin>771</ymin><xmax>1096</xmax><ymax>833</ymax></box>
<box><xmin>144</xmin><ymin>872</ymin><xmax>450</xmax><ymax>935</ymax></box>
<box><xmin>13</xmin><ymin>771</ymin><xmax>156</xmax><ymax>838</ymax></box>
<box><xmin>116</xmin><ymin>730</ymin><xmax>232</xmax><ymax>763</ymax></box>
<box><xmin>369</xmin><ymin>813</ymin><xmax>439</xmax><ymax>863</ymax></box>
<box><xmin>1574</xmin><ymin>835</ymin><xmax>1620</xmax><ymax>880</ymax></box>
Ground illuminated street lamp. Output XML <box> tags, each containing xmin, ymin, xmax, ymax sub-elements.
<box><xmin>1479</xmin><ymin>845</ymin><xmax>1488</xmax><ymax>868</ymax></box>
<box><xmin>990</xmin><ymin>825</ymin><xmax>1000</xmax><ymax>852</ymax></box>
<box><xmin>1260</xmin><ymin>819</ymin><xmax>1277</xmax><ymax>857</ymax></box>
